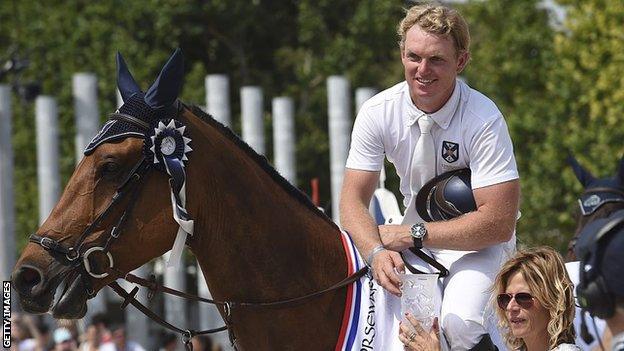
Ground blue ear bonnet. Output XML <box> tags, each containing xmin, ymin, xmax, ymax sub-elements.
<box><xmin>84</xmin><ymin>49</ymin><xmax>184</xmax><ymax>155</ymax></box>
<box><xmin>84</xmin><ymin>94</ymin><xmax>178</xmax><ymax>155</ymax></box>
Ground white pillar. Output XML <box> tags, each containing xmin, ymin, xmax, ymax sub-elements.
<box><xmin>205</xmin><ymin>75</ymin><xmax>231</xmax><ymax>127</ymax></box>
<box><xmin>116</xmin><ymin>89</ymin><xmax>124</xmax><ymax>109</ymax></box>
<box><xmin>355</xmin><ymin>87</ymin><xmax>383</xmax><ymax>187</ymax></box>
<box><xmin>112</xmin><ymin>84</ymin><xmax>152</xmax><ymax>347</ymax></box>
<box><xmin>164</xmin><ymin>254</ymin><xmax>187</xmax><ymax>337</ymax></box>
<box><xmin>240</xmin><ymin>86</ymin><xmax>264</xmax><ymax>155</ymax></box>
<box><xmin>72</xmin><ymin>73</ymin><xmax>100</xmax><ymax>160</ymax></box>
<box><xmin>197</xmin><ymin>265</ymin><xmax>231</xmax><ymax>349</ymax></box>
<box><xmin>72</xmin><ymin>74</ymin><xmax>108</xmax><ymax>325</ymax></box>
<box><xmin>0</xmin><ymin>85</ymin><xmax>16</xmax><ymax>286</ymax></box>
<box><xmin>355</xmin><ymin>87</ymin><xmax>377</xmax><ymax>112</ymax></box>
<box><xmin>272</xmin><ymin>97</ymin><xmax>296</xmax><ymax>184</ymax></box>
<box><xmin>327</xmin><ymin>76</ymin><xmax>351</xmax><ymax>224</ymax></box>
<box><xmin>35</xmin><ymin>96</ymin><xmax>60</xmax><ymax>225</ymax></box>
<box><xmin>119</xmin><ymin>264</ymin><xmax>150</xmax><ymax>348</ymax></box>
<box><xmin>202</xmin><ymin>76</ymin><xmax>232</xmax><ymax>349</ymax></box>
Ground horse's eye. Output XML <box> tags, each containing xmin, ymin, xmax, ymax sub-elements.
<box><xmin>102</xmin><ymin>162</ymin><xmax>120</xmax><ymax>175</ymax></box>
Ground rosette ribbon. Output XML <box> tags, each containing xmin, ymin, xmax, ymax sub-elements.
<box><xmin>148</xmin><ymin>119</ymin><xmax>193</xmax><ymax>267</ymax></box>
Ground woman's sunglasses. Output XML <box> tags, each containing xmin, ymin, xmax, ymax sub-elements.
<box><xmin>497</xmin><ymin>292</ymin><xmax>534</xmax><ymax>310</ymax></box>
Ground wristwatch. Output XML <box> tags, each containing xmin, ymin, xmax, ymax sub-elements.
<box><xmin>410</xmin><ymin>223</ymin><xmax>427</xmax><ymax>248</ymax></box>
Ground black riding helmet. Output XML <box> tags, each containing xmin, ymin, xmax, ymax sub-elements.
<box><xmin>415</xmin><ymin>168</ymin><xmax>477</xmax><ymax>222</ymax></box>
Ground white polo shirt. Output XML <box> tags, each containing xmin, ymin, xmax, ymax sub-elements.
<box><xmin>346</xmin><ymin>79</ymin><xmax>519</xmax><ymax>207</ymax></box>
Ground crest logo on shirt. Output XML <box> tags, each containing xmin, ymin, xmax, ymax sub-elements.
<box><xmin>442</xmin><ymin>141</ymin><xmax>459</xmax><ymax>163</ymax></box>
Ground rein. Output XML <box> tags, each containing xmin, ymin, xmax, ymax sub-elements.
<box><xmin>107</xmin><ymin>266</ymin><xmax>368</xmax><ymax>349</ymax></box>
<box><xmin>29</xmin><ymin>110</ymin><xmax>369</xmax><ymax>351</ymax></box>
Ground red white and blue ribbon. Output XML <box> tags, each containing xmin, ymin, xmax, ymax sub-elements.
<box><xmin>336</xmin><ymin>231</ymin><xmax>364</xmax><ymax>350</ymax></box>
<box><xmin>147</xmin><ymin>119</ymin><xmax>193</xmax><ymax>267</ymax></box>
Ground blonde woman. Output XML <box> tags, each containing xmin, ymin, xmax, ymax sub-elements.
<box><xmin>493</xmin><ymin>247</ymin><xmax>580</xmax><ymax>351</ymax></box>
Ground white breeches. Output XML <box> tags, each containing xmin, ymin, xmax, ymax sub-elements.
<box><xmin>431</xmin><ymin>240</ymin><xmax>514</xmax><ymax>351</ymax></box>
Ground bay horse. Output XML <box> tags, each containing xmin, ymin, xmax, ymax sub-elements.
<box><xmin>11</xmin><ymin>50</ymin><xmax>363</xmax><ymax>350</ymax></box>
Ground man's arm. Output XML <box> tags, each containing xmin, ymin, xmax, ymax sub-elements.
<box><xmin>379</xmin><ymin>179</ymin><xmax>520</xmax><ymax>252</ymax></box>
<box><xmin>340</xmin><ymin>168</ymin><xmax>405</xmax><ymax>296</ymax></box>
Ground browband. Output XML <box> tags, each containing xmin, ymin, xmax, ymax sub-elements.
<box><xmin>109</xmin><ymin>112</ymin><xmax>151</xmax><ymax>131</ymax></box>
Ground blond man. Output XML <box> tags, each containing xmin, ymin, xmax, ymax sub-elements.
<box><xmin>341</xmin><ymin>3</ymin><xmax>520</xmax><ymax>350</ymax></box>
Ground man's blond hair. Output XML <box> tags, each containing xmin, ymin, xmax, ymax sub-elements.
<box><xmin>397</xmin><ymin>2</ymin><xmax>470</xmax><ymax>56</ymax></box>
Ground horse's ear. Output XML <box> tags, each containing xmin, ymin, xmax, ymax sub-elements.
<box><xmin>116</xmin><ymin>52</ymin><xmax>142</xmax><ymax>102</ymax></box>
<box><xmin>567</xmin><ymin>154</ymin><xmax>596</xmax><ymax>187</ymax></box>
<box><xmin>144</xmin><ymin>48</ymin><xmax>184</xmax><ymax>110</ymax></box>
<box><xmin>617</xmin><ymin>154</ymin><xmax>624</xmax><ymax>186</ymax></box>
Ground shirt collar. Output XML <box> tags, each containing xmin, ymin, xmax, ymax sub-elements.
<box><xmin>405</xmin><ymin>80</ymin><xmax>461</xmax><ymax>130</ymax></box>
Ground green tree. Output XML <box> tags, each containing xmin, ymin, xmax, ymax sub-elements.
<box><xmin>460</xmin><ymin>0</ymin><xmax>567</xmax><ymax>249</ymax></box>
<box><xmin>0</xmin><ymin>0</ymin><xmax>404</xmax><ymax>247</ymax></box>
<box><xmin>0</xmin><ymin>0</ymin><xmax>296</xmax><ymax>247</ymax></box>
<box><xmin>541</xmin><ymin>0</ymin><xmax>624</xmax><ymax>247</ymax></box>
<box><xmin>3</xmin><ymin>0</ymin><xmax>620</xmax><ymax>256</ymax></box>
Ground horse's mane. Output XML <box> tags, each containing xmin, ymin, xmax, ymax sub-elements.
<box><xmin>186</xmin><ymin>104</ymin><xmax>338</xmax><ymax>230</ymax></box>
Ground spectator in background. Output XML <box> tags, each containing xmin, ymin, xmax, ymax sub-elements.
<box><xmin>10</xmin><ymin>313</ymin><xmax>36</xmax><ymax>351</ymax></box>
<box><xmin>34</xmin><ymin>320</ymin><xmax>53</xmax><ymax>351</ymax></box>
<box><xmin>159</xmin><ymin>333</ymin><xmax>177</xmax><ymax>351</ymax></box>
<box><xmin>574</xmin><ymin>210</ymin><xmax>624</xmax><ymax>351</ymax></box>
<box><xmin>9</xmin><ymin>314</ymin><xmax>53</xmax><ymax>351</ymax></box>
<box><xmin>55</xmin><ymin>320</ymin><xmax>79</xmax><ymax>345</ymax></box>
<box><xmin>90</xmin><ymin>313</ymin><xmax>112</xmax><ymax>344</ymax></box>
<box><xmin>99</xmin><ymin>325</ymin><xmax>145</xmax><ymax>351</ymax></box>
<box><xmin>79</xmin><ymin>324</ymin><xmax>102</xmax><ymax>351</ymax></box>
<box><xmin>190</xmin><ymin>335</ymin><xmax>214</xmax><ymax>351</ymax></box>
<box><xmin>52</xmin><ymin>328</ymin><xmax>77</xmax><ymax>351</ymax></box>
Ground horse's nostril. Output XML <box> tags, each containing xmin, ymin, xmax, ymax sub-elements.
<box><xmin>13</xmin><ymin>265</ymin><xmax>44</xmax><ymax>295</ymax></box>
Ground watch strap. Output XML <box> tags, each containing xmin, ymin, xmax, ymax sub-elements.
<box><xmin>413</xmin><ymin>236</ymin><xmax>423</xmax><ymax>249</ymax></box>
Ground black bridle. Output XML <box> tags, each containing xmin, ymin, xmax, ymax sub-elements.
<box><xmin>28</xmin><ymin>111</ymin><xmax>368</xmax><ymax>351</ymax></box>
<box><xmin>29</xmin><ymin>113</ymin><xmax>152</xmax><ymax>291</ymax></box>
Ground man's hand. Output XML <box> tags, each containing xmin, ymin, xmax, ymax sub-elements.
<box><xmin>370</xmin><ymin>249</ymin><xmax>405</xmax><ymax>296</ymax></box>
<box><xmin>378</xmin><ymin>224</ymin><xmax>412</xmax><ymax>251</ymax></box>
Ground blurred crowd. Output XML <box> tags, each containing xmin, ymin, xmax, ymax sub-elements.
<box><xmin>9</xmin><ymin>312</ymin><xmax>223</xmax><ymax>351</ymax></box>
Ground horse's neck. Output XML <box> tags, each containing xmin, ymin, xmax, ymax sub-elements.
<box><xmin>183</xmin><ymin>111</ymin><xmax>347</xmax><ymax>302</ymax></box>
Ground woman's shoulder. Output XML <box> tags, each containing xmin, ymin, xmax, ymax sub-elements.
<box><xmin>550</xmin><ymin>343</ymin><xmax>582</xmax><ymax>351</ymax></box>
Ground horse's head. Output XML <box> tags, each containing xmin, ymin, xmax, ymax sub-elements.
<box><xmin>12</xmin><ymin>50</ymin><xmax>189</xmax><ymax>318</ymax></box>
<box><xmin>567</xmin><ymin>154</ymin><xmax>624</xmax><ymax>260</ymax></box>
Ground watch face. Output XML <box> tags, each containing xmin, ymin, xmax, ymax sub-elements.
<box><xmin>411</xmin><ymin>223</ymin><xmax>426</xmax><ymax>239</ymax></box>
<box><xmin>416</xmin><ymin>226</ymin><xmax>425</xmax><ymax>237</ymax></box>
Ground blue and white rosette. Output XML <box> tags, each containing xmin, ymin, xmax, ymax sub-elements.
<box><xmin>147</xmin><ymin>119</ymin><xmax>193</xmax><ymax>268</ymax></box>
